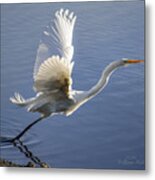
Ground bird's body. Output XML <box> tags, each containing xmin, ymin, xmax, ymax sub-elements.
<box><xmin>13</xmin><ymin>90</ymin><xmax>86</xmax><ymax>117</ymax></box>
<box><xmin>10</xmin><ymin>9</ymin><xmax>144</xmax><ymax>141</ymax></box>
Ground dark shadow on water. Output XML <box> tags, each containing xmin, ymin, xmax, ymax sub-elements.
<box><xmin>12</xmin><ymin>139</ymin><xmax>49</xmax><ymax>168</ymax></box>
<box><xmin>0</xmin><ymin>138</ymin><xmax>49</xmax><ymax>168</ymax></box>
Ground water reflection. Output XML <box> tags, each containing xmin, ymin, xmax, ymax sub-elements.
<box><xmin>12</xmin><ymin>139</ymin><xmax>49</xmax><ymax>168</ymax></box>
<box><xmin>0</xmin><ymin>138</ymin><xmax>49</xmax><ymax>168</ymax></box>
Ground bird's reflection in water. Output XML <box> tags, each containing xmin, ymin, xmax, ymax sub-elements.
<box><xmin>12</xmin><ymin>139</ymin><xmax>49</xmax><ymax>168</ymax></box>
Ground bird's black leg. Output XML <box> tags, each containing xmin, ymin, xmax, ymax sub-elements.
<box><xmin>10</xmin><ymin>116</ymin><xmax>44</xmax><ymax>142</ymax></box>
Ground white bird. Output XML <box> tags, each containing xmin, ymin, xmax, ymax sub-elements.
<box><xmin>10</xmin><ymin>9</ymin><xmax>144</xmax><ymax>141</ymax></box>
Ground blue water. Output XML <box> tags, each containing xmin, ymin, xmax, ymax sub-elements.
<box><xmin>1</xmin><ymin>1</ymin><xmax>144</xmax><ymax>169</ymax></box>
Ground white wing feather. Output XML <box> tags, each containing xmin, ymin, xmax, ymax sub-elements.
<box><xmin>34</xmin><ymin>56</ymin><xmax>74</xmax><ymax>93</ymax></box>
<box><xmin>33</xmin><ymin>9</ymin><xmax>76</xmax><ymax>79</ymax></box>
<box><xmin>53</xmin><ymin>9</ymin><xmax>76</xmax><ymax>61</ymax></box>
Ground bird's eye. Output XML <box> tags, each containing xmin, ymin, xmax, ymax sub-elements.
<box><xmin>121</xmin><ymin>58</ymin><xmax>128</xmax><ymax>66</ymax></box>
<box><xmin>122</xmin><ymin>58</ymin><xmax>128</xmax><ymax>62</ymax></box>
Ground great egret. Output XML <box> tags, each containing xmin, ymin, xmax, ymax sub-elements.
<box><xmin>10</xmin><ymin>9</ymin><xmax>144</xmax><ymax>141</ymax></box>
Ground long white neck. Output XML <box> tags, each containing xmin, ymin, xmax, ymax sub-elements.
<box><xmin>85</xmin><ymin>60</ymin><xmax>124</xmax><ymax>100</ymax></box>
<box><xmin>68</xmin><ymin>60</ymin><xmax>125</xmax><ymax>116</ymax></box>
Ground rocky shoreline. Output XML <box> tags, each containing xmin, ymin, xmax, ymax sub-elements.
<box><xmin>0</xmin><ymin>159</ymin><xmax>36</xmax><ymax>167</ymax></box>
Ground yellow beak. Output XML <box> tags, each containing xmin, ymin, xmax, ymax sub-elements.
<box><xmin>126</xmin><ymin>59</ymin><xmax>144</xmax><ymax>64</ymax></box>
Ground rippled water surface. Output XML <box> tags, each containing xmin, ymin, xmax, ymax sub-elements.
<box><xmin>1</xmin><ymin>1</ymin><xmax>144</xmax><ymax>169</ymax></box>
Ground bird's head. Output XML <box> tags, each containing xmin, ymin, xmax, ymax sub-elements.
<box><xmin>122</xmin><ymin>58</ymin><xmax>144</xmax><ymax>66</ymax></box>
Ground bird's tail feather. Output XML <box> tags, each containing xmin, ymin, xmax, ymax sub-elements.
<box><xmin>10</xmin><ymin>93</ymin><xmax>34</xmax><ymax>107</ymax></box>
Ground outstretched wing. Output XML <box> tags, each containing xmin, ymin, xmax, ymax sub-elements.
<box><xmin>34</xmin><ymin>56</ymin><xmax>74</xmax><ymax>97</ymax></box>
<box><xmin>33</xmin><ymin>9</ymin><xmax>76</xmax><ymax>79</ymax></box>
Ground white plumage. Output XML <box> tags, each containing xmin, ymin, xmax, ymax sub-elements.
<box><xmin>34</xmin><ymin>56</ymin><xmax>74</xmax><ymax>93</ymax></box>
<box><xmin>10</xmin><ymin>9</ymin><xmax>79</xmax><ymax>117</ymax></box>
<box><xmin>10</xmin><ymin>9</ymin><xmax>144</xmax><ymax>120</ymax></box>
<box><xmin>33</xmin><ymin>8</ymin><xmax>76</xmax><ymax>79</ymax></box>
